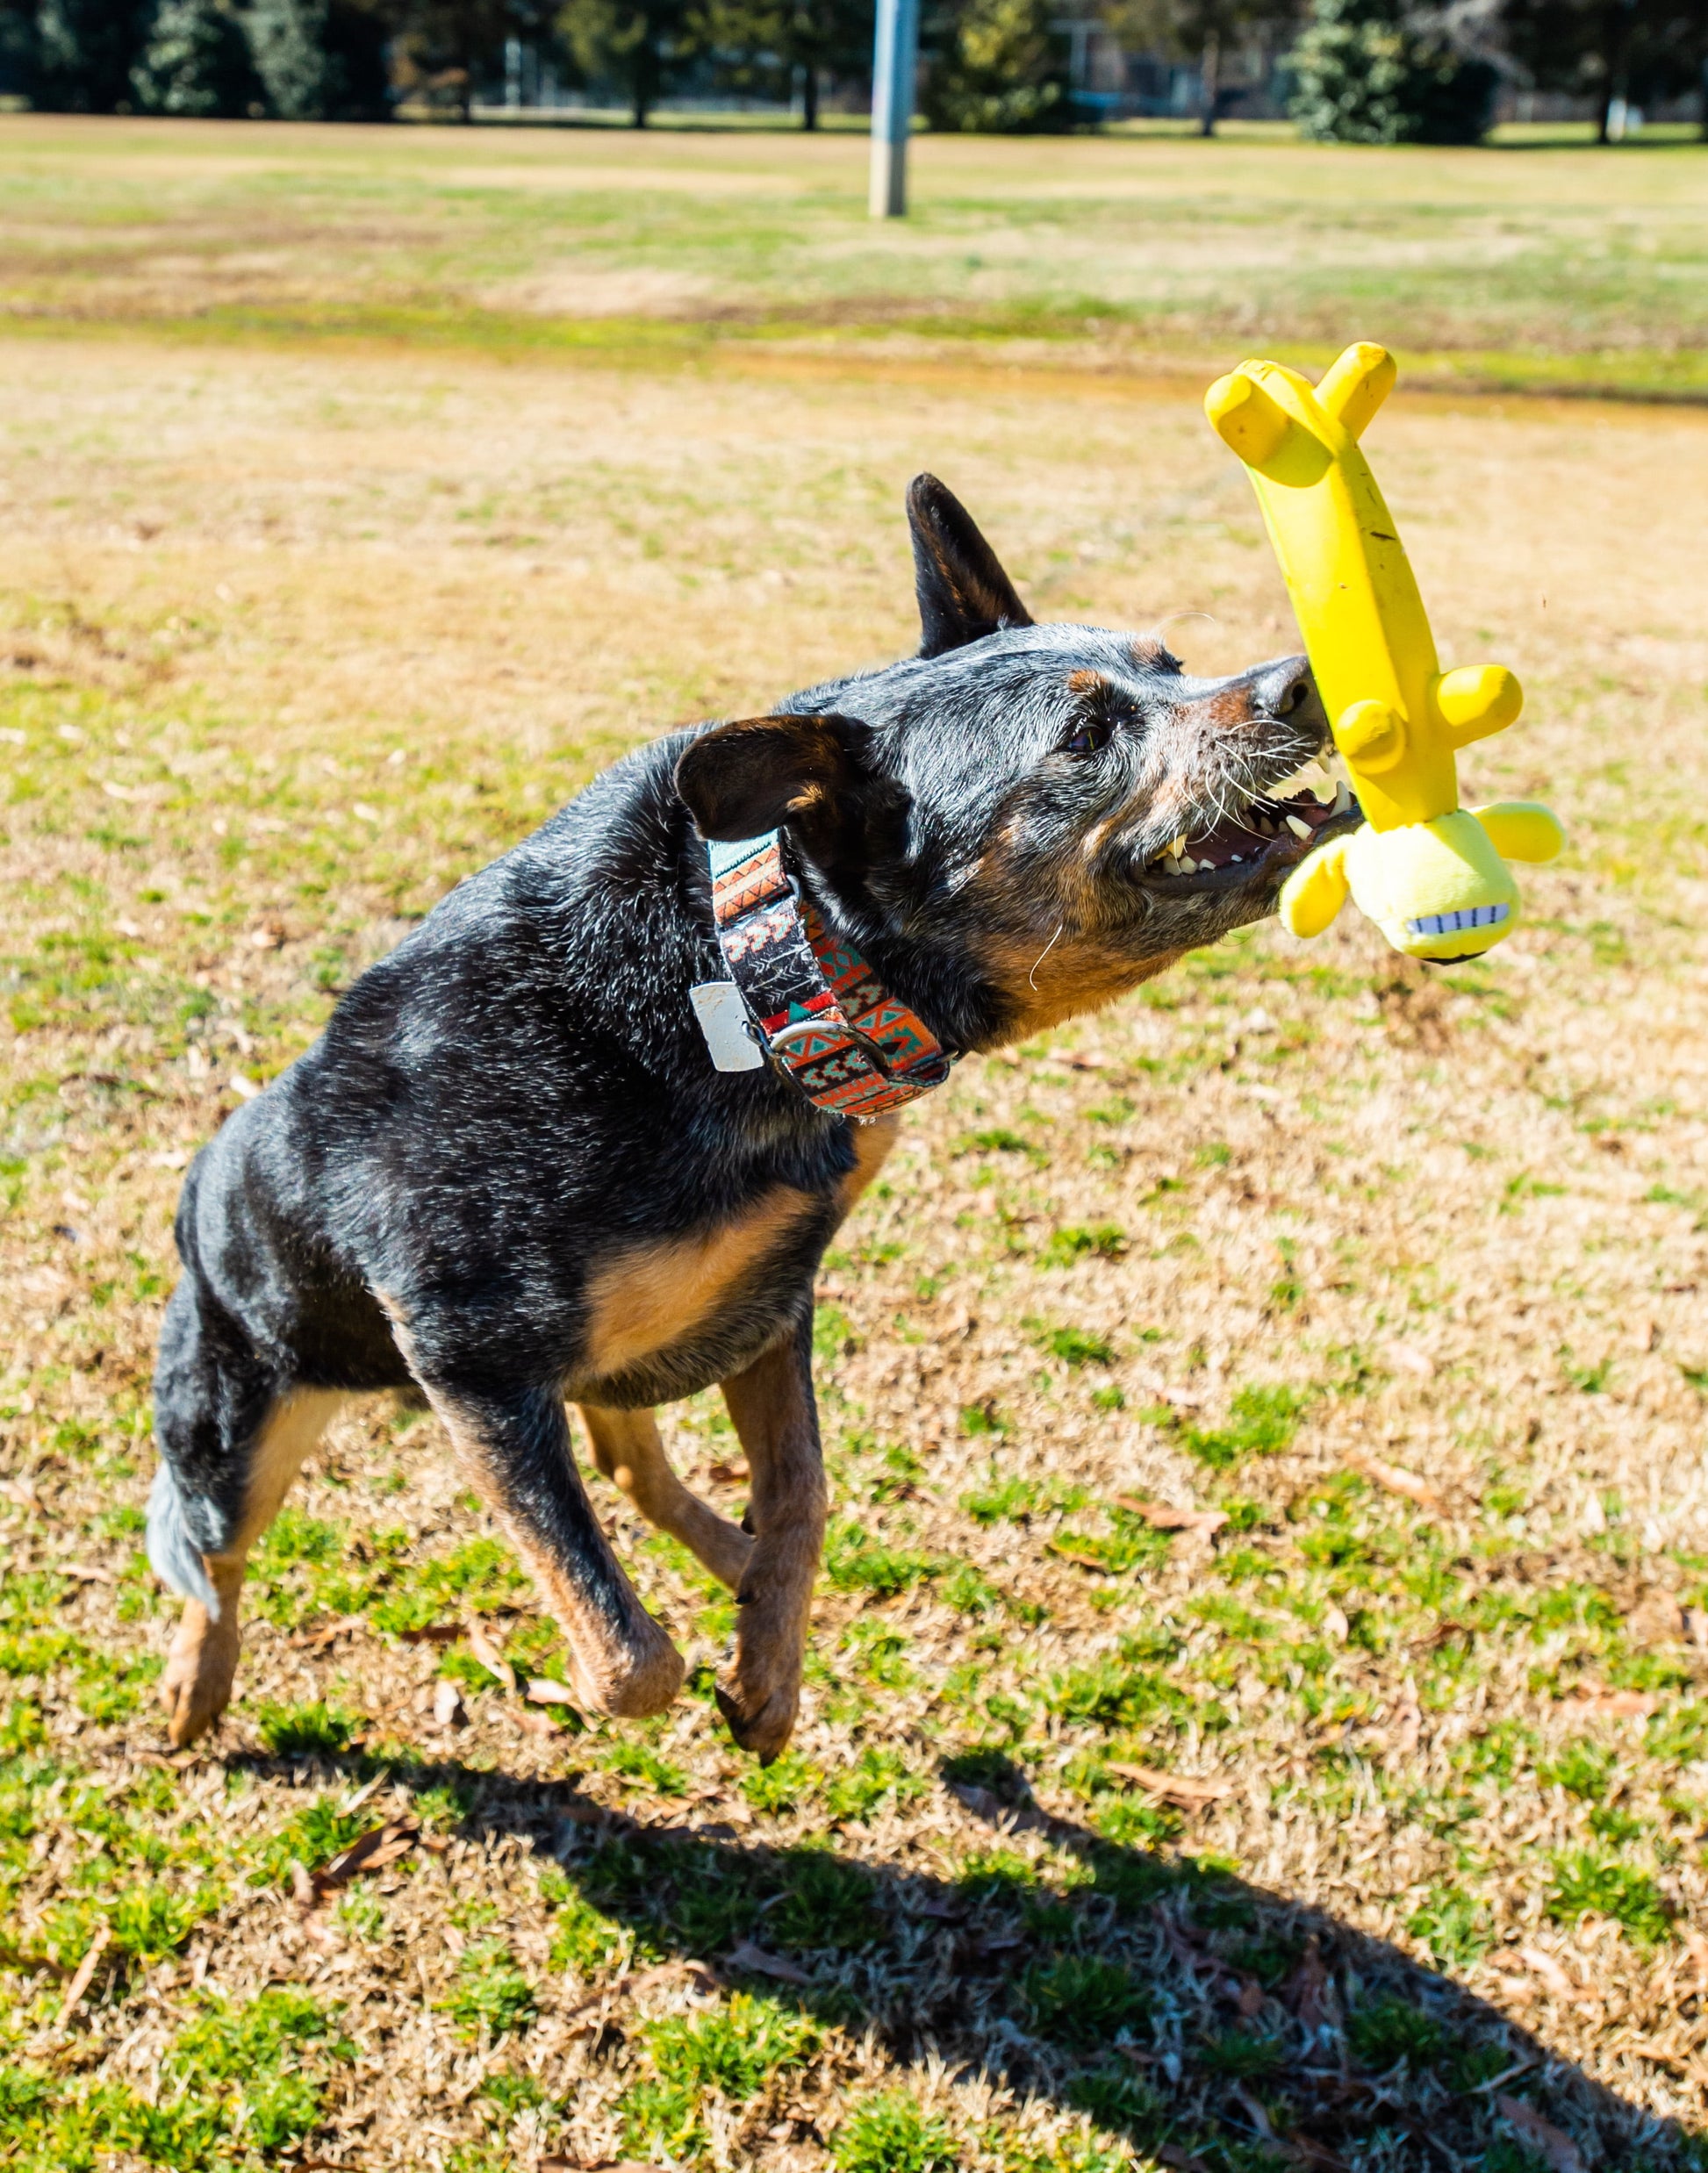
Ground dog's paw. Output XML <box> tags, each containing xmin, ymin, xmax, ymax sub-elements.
<box><xmin>160</xmin><ymin>1601</ymin><xmax>240</xmax><ymax>1749</ymax></box>
<box><xmin>566</xmin><ymin>1613</ymin><xmax>685</xmax><ymax>1719</ymax></box>
<box><xmin>714</xmin><ymin>1668</ymin><xmax>800</xmax><ymax>1762</ymax></box>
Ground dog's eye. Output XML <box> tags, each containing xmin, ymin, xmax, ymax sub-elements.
<box><xmin>1063</xmin><ymin>720</ymin><xmax>1111</xmax><ymax>757</ymax></box>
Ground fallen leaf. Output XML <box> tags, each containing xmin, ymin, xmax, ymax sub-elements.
<box><xmin>1155</xmin><ymin>2150</ymin><xmax>1212</xmax><ymax>2173</ymax></box>
<box><xmin>517</xmin><ymin>1707</ymin><xmax>563</xmax><ymax>1736</ymax></box>
<box><xmin>466</xmin><ymin>1624</ymin><xmax>517</xmax><ymax>1693</ymax></box>
<box><xmin>1390</xmin><ymin>1698</ymin><xmax>1423</xmax><ymax>1757</ymax></box>
<box><xmin>1496</xmin><ymin>2098</ymin><xmax>1587</xmax><ymax>2173</ymax></box>
<box><xmin>1049</xmin><ymin>1543</ymin><xmax>1115</xmax><ymax>1571</ymax></box>
<box><xmin>1107</xmin><ymin>1761</ymin><xmax>1233</xmax><ymax>1809</ymax></box>
<box><xmin>908</xmin><ymin>1896</ymin><xmax>968</xmax><ymax>1921</ymax></box>
<box><xmin>59</xmin><ymin>1561</ymin><xmax>115</xmax><ymax>1584</ymax></box>
<box><xmin>227</xmin><ymin>1072</ymin><xmax>260</xmax><ymax>1101</ymax></box>
<box><xmin>1283</xmin><ymin>1935</ymin><xmax>1334</xmax><ymax>2031</ymax></box>
<box><xmin>1385</xmin><ymin>1338</ymin><xmax>1436</xmax><ymax>1381</ymax></box>
<box><xmin>432</xmin><ymin>1679</ymin><xmax>465</xmax><ymax>1729</ymax></box>
<box><xmin>0</xmin><ymin>1478</ymin><xmax>46</xmax><ymax>1515</ymax></box>
<box><xmin>318</xmin><ymin>1820</ymin><xmax>418</xmax><ymax>1893</ymax></box>
<box><xmin>1113</xmin><ymin>1494</ymin><xmax>1227</xmax><ymax>1537</ymax></box>
<box><xmin>54</xmin><ymin>1924</ymin><xmax>109</xmax><ymax>2030</ymax></box>
<box><xmin>1566</xmin><ymin>1682</ymin><xmax>1656</xmax><ymax>1717</ymax></box>
<box><xmin>399</xmin><ymin>1623</ymin><xmax>462</xmax><ymax>1646</ymax></box>
<box><xmin>249</xmin><ymin>917</ymin><xmax>287</xmax><ymax>950</ymax></box>
<box><xmin>707</xmin><ymin>1461</ymin><xmax>750</xmax><ymax>1485</ymax></box>
<box><xmin>1518</xmin><ymin>1945</ymin><xmax>1575</xmax><ymax>1999</ymax></box>
<box><xmin>527</xmin><ymin>1677</ymin><xmax>578</xmax><ymax>1705</ymax></box>
<box><xmin>1322</xmin><ymin>1600</ymin><xmax>1350</xmax><ymax>1643</ymax></box>
<box><xmin>1346</xmin><ymin>1453</ymin><xmax>1441</xmax><ymax>1512</ymax></box>
<box><xmin>727</xmin><ymin>1940</ymin><xmax>811</xmax><ymax>1985</ymax></box>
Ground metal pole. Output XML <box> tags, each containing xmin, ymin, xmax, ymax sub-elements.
<box><xmin>869</xmin><ymin>0</ymin><xmax>919</xmax><ymax>218</ymax></box>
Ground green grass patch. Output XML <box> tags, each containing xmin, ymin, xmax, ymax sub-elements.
<box><xmin>1547</xmin><ymin>1849</ymin><xmax>1673</xmax><ymax>1946</ymax></box>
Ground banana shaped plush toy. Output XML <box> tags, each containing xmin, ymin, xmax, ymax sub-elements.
<box><xmin>1204</xmin><ymin>341</ymin><xmax>1562</xmax><ymax>963</ymax></box>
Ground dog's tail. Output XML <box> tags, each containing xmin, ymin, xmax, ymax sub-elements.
<box><xmin>147</xmin><ymin>1461</ymin><xmax>219</xmax><ymax>1617</ymax></box>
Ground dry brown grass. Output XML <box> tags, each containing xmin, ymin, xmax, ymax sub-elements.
<box><xmin>4</xmin><ymin>327</ymin><xmax>1708</xmax><ymax>2172</ymax></box>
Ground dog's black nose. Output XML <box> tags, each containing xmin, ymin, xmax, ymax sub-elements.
<box><xmin>1247</xmin><ymin>653</ymin><xmax>1319</xmax><ymax>722</ymax></box>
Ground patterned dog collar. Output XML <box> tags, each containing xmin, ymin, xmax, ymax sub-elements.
<box><xmin>705</xmin><ymin>832</ymin><xmax>953</xmax><ymax>1120</ymax></box>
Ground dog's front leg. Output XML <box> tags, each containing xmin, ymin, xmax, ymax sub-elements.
<box><xmin>426</xmin><ymin>1381</ymin><xmax>683</xmax><ymax>1718</ymax></box>
<box><xmin>715</xmin><ymin>1315</ymin><xmax>825</xmax><ymax>1760</ymax></box>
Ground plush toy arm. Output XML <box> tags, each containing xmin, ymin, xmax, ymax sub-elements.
<box><xmin>1278</xmin><ymin>835</ymin><xmax>1353</xmax><ymax>938</ymax></box>
<box><xmin>1468</xmin><ymin>801</ymin><xmax>1564</xmax><ymax>864</ymax></box>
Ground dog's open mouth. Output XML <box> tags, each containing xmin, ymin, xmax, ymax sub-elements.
<box><xmin>1140</xmin><ymin>753</ymin><xmax>1360</xmax><ymax>887</ymax></box>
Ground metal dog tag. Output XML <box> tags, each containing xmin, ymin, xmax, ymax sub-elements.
<box><xmin>690</xmin><ymin>981</ymin><xmax>763</xmax><ymax>1072</ymax></box>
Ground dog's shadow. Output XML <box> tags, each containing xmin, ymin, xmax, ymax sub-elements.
<box><xmin>295</xmin><ymin>1742</ymin><xmax>1693</xmax><ymax>2169</ymax></box>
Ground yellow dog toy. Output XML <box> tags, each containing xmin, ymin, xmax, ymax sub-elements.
<box><xmin>1204</xmin><ymin>341</ymin><xmax>1562</xmax><ymax>963</ymax></box>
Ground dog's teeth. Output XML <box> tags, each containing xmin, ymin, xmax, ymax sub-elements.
<box><xmin>1333</xmin><ymin>779</ymin><xmax>1353</xmax><ymax>814</ymax></box>
<box><xmin>1169</xmin><ymin>835</ymin><xmax>1188</xmax><ymax>858</ymax></box>
<box><xmin>1179</xmin><ymin>855</ymin><xmax>1199</xmax><ymax>875</ymax></box>
<box><xmin>1284</xmin><ymin>814</ymin><xmax>1313</xmax><ymax>842</ymax></box>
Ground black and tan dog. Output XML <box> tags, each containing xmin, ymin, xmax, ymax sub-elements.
<box><xmin>147</xmin><ymin>476</ymin><xmax>1352</xmax><ymax>1761</ymax></box>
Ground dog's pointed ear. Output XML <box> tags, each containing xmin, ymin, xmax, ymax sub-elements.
<box><xmin>908</xmin><ymin>473</ymin><xmax>1034</xmax><ymax>658</ymax></box>
<box><xmin>676</xmin><ymin>714</ymin><xmax>872</xmax><ymax>858</ymax></box>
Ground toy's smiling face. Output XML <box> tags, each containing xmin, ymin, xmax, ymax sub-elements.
<box><xmin>1346</xmin><ymin>814</ymin><xmax>1519</xmax><ymax>963</ymax></box>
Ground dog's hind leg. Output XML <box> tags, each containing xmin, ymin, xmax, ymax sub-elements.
<box><xmin>428</xmin><ymin>1381</ymin><xmax>684</xmax><ymax>1718</ymax></box>
<box><xmin>577</xmin><ymin>1403</ymin><xmax>752</xmax><ymax>1591</ymax></box>
<box><xmin>714</xmin><ymin>1315</ymin><xmax>826</xmax><ymax>1761</ymax></box>
<box><xmin>150</xmin><ymin>1281</ymin><xmax>342</xmax><ymax>1747</ymax></box>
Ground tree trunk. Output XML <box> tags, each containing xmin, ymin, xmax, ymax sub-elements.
<box><xmin>1597</xmin><ymin>0</ymin><xmax>1632</xmax><ymax>140</ymax></box>
<box><xmin>802</xmin><ymin>62</ymin><xmax>819</xmax><ymax>128</ymax></box>
<box><xmin>632</xmin><ymin>39</ymin><xmax>650</xmax><ymax>126</ymax></box>
<box><xmin>1200</xmin><ymin>31</ymin><xmax>1219</xmax><ymax>136</ymax></box>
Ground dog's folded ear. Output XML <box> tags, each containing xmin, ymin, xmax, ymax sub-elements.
<box><xmin>676</xmin><ymin>714</ymin><xmax>879</xmax><ymax>863</ymax></box>
<box><xmin>908</xmin><ymin>473</ymin><xmax>1034</xmax><ymax>658</ymax></box>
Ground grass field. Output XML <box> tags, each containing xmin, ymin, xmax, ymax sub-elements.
<box><xmin>0</xmin><ymin>113</ymin><xmax>1705</xmax><ymax>396</ymax></box>
<box><xmin>4</xmin><ymin>114</ymin><xmax>1708</xmax><ymax>2173</ymax></box>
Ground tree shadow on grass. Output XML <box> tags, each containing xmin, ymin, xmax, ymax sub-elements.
<box><xmin>292</xmin><ymin>1739</ymin><xmax>1700</xmax><ymax>2173</ymax></box>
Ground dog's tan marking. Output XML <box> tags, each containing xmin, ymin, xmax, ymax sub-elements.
<box><xmin>583</xmin><ymin>1187</ymin><xmax>817</xmax><ymax>1378</ymax></box>
<box><xmin>578</xmin><ymin>1404</ymin><xmax>753</xmax><ymax>1590</ymax></box>
<box><xmin>1066</xmin><ymin>668</ymin><xmax>1105</xmax><ymax>693</ymax></box>
<box><xmin>715</xmin><ymin>1331</ymin><xmax>826</xmax><ymax>1760</ymax></box>
<box><xmin>429</xmin><ymin>1388</ymin><xmax>684</xmax><ymax>1718</ymax></box>
<box><xmin>983</xmin><ymin>936</ymin><xmax>1185</xmax><ymax>1039</ymax></box>
<box><xmin>160</xmin><ymin>1388</ymin><xmax>344</xmax><ymax>1749</ymax></box>
<box><xmin>836</xmin><ymin>1111</ymin><xmax>901</xmax><ymax>1214</ymax></box>
<box><xmin>573</xmin><ymin>1120</ymin><xmax>897</xmax><ymax>1620</ymax></box>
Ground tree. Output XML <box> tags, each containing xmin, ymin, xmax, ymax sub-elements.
<box><xmin>556</xmin><ymin>0</ymin><xmax>701</xmax><ymax>122</ymax></box>
<box><xmin>1500</xmin><ymin>0</ymin><xmax>1708</xmax><ymax>140</ymax></box>
<box><xmin>919</xmin><ymin>0</ymin><xmax>1074</xmax><ymax>129</ymax></box>
<box><xmin>248</xmin><ymin>0</ymin><xmax>394</xmax><ymax>118</ymax></box>
<box><xmin>695</xmin><ymin>0</ymin><xmax>872</xmax><ymax>126</ymax></box>
<box><xmin>131</xmin><ymin>0</ymin><xmax>264</xmax><ymax>113</ymax></box>
<box><xmin>34</xmin><ymin>0</ymin><xmax>150</xmax><ymax>109</ymax></box>
<box><xmin>1101</xmin><ymin>0</ymin><xmax>1303</xmax><ymax>134</ymax></box>
<box><xmin>1288</xmin><ymin>0</ymin><xmax>1496</xmax><ymax>139</ymax></box>
<box><xmin>393</xmin><ymin>0</ymin><xmax>513</xmax><ymax>117</ymax></box>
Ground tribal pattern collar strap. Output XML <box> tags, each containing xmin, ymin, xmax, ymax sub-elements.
<box><xmin>706</xmin><ymin>831</ymin><xmax>954</xmax><ymax>1121</ymax></box>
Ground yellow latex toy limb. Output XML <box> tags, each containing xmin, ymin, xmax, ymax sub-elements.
<box><xmin>1203</xmin><ymin>341</ymin><xmax>1562</xmax><ymax>959</ymax></box>
<box><xmin>1470</xmin><ymin>801</ymin><xmax>1567</xmax><ymax>864</ymax></box>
